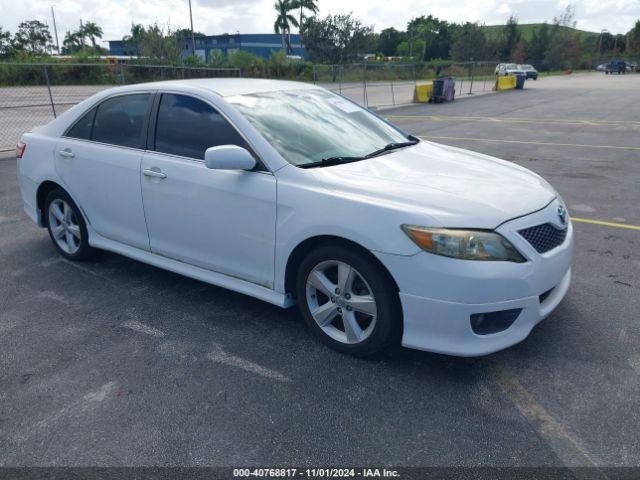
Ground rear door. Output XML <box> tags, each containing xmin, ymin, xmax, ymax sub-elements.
<box><xmin>140</xmin><ymin>92</ymin><xmax>277</xmax><ymax>287</ymax></box>
<box><xmin>55</xmin><ymin>92</ymin><xmax>153</xmax><ymax>250</ymax></box>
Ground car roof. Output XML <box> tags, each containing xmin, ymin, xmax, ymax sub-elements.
<box><xmin>108</xmin><ymin>78</ymin><xmax>321</xmax><ymax>98</ymax></box>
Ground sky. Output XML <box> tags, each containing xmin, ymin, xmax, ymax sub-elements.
<box><xmin>1</xmin><ymin>0</ymin><xmax>638</xmax><ymax>45</ymax></box>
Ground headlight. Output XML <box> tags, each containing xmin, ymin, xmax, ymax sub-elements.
<box><xmin>401</xmin><ymin>225</ymin><xmax>526</xmax><ymax>262</ymax></box>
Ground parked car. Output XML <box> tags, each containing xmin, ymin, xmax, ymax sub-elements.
<box><xmin>605</xmin><ymin>60</ymin><xmax>627</xmax><ymax>74</ymax></box>
<box><xmin>596</xmin><ymin>64</ymin><xmax>607</xmax><ymax>72</ymax></box>
<box><xmin>16</xmin><ymin>79</ymin><xmax>573</xmax><ymax>357</ymax></box>
<box><xmin>495</xmin><ymin>63</ymin><xmax>525</xmax><ymax>76</ymax></box>
<box><xmin>518</xmin><ymin>64</ymin><xmax>538</xmax><ymax>80</ymax></box>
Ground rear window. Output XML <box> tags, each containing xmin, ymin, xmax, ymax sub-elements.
<box><xmin>65</xmin><ymin>107</ymin><xmax>96</xmax><ymax>140</ymax></box>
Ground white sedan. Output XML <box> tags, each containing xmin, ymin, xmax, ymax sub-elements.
<box><xmin>16</xmin><ymin>79</ymin><xmax>573</xmax><ymax>357</ymax></box>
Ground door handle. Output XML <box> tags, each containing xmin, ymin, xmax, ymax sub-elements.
<box><xmin>143</xmin><ymin>168</ymin><xmax>167</xmax><ymax>180</ymax></box>
<box><xmin>58</xmin><ymin>149</ymin><xmax>75</xmax><ymax>158</ymax></box>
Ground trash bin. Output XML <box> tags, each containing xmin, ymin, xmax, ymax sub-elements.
<box><xmin>431</xmin><ymin>78</ymin><xmax>445</xmax><ymax>103</ymax></box>
<box><xmin>443</xmin><ymin>76</ymin><xmax>456</xmax><ymax>101</ymax></box>
<box><xmin>431</xmin><ymin>77</ymin><xmax>455</xmax><ymax>103</ymax></box>
<box><xmin>515</xmin><ymin>73</ymin><xmax>526</xmax><ymax>89</ymax></box>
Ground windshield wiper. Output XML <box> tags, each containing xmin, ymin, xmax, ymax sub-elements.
<box><xmin>362</xmin><ymin>137</ymin><xmax>419</xmax><ymax>159</ymax></box>
<box><xmin>299</xmin><ymin>136</ymin><xmax>419</xmax><ymax>169</ymax></box>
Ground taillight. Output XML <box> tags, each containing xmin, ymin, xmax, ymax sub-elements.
<box><xmin>16</xmin><ymin>142</ymin><xmax>26</xmax><ymax>159</ymax></box>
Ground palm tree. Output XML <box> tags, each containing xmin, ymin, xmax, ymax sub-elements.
<box><xmin>62</xmin><ymin>30</ymin><xmax>82</xmax><ymax>54</ymax></box>
<box><xmin>123</xmin><ymin>23</ymin><xmax>146</xmax><ymax>55</ymax></box>
<box><xmin>274</xmin><ymin>0</ymin><xmax>299</xmax><ymax>54</ymax></box>
<box><xmin>82</xmin><ymin>21</ymin><xmax>103</xmax><ymax>54</ymax></box>
<box><xmin>295</xmin><ymin>0</ymin><xmax>318</xmax><ymax>33</ymax></box>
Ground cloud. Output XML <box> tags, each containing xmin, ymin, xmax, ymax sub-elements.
<box><xmin>1</xmin><ymin>0</ymin><xmax>638</xmax><ymax>43</ymax></box>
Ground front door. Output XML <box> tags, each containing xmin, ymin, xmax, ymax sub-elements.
<box><xmin>140</xmin><ymin>93</ymin><xmax>277</xmax><ymax>288</ymax></box>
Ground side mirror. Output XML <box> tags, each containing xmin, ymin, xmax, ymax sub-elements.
<box><xmin>204</xmin><ymin>145</ymin><xmax>257</xmax><ymax>171</ymax></box>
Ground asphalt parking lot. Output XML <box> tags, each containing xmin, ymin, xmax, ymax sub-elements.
<box><xmin>1</xmin><ymin>73</ymin><xmax>639</xmax><ymax>471</ymax></box>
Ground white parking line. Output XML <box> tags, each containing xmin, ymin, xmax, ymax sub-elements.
<box><xmin>15</xmin><ymin>381</ymin><xmax>118</xmax><ymax>445</ymax></box>
<box><xmin>206</xmin><ymin>347</ymin><xmax>291</xmax><ymax>383</ymax></box>
<box><xmin>36</xmin><ymin>290</ymin><xmax>71</xmax><ymax>305</ymax></box>
<box><xmin>628</xmin><ymin>355</ymin><xmax>640</xmax><ymax>375</ymax></box>
<box><xmin>40</xmin><ymin>257</ymin><xmax>63</xmax><ymax>267</ymax></box>
<box><xmin>122</xmin><ymin>320</ymin><xmax>166</xmax><ymax>338</ymax></box>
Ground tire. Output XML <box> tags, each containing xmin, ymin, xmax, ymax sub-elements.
<box><xmin>295</xmin><ymin>245</ymin><xmax>401</xmax><ymax>356</ymax></box>
<box><xmin>44</xmin><ymin>188</ymin><xmax>95</xmax><ymax>261</ymax></box>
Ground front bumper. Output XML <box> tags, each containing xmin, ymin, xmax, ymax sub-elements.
<box><xmin>375</xmin><ymin>200</ymin><xmax>573</xmax><ymax>356</ymax></box>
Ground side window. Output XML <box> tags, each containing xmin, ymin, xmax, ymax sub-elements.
<box><xmin>65</xmin><ymin>106</ymin><xmax>96</xmax><ymax>140</ymax></box>
<box><xmin>92</xmin><ymin>94</ymin><xmax>151</xmax><ymax>148</ymax></box>
<box><xmin>154</xmin><ymin>93</ymin><xmax>249</xmax><ymax>160</ymax></box>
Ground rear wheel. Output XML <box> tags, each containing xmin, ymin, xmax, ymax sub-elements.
<box><xmin>45</xmin><ymin>189</ymin><xmax>95</xmax><ymax>260</ymax></box>
<box><xmin>296</xmin><ymin>245</ymin><xmax>400</xmax><ymax>356</ymax></box>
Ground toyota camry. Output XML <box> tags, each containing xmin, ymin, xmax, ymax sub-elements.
<box><xmin>16</xmin><ymin>79</ymin><xmax>573</xmax><ymax>357</ymax></box>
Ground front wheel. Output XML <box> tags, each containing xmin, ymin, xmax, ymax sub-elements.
<box><xmin>296</xmin><ymin>246</ymin><xmax>401</xmax><ymax>356</ymax></box>
<box><xmin>45</xmin><ymin>189</ymin><xmax>95</xmax><ymax>260</ymax></box>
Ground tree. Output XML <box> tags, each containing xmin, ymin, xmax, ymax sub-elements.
<box><xmin>627</xmin><ymin>20</ymin><xmax>640</xmax><ymax>54</ymax></box>
<box><xmin>0</xmin><ymin>26</ymin><xmax>14</xmax><ymax>57</ymax></box>
<box><xmin>377</xmin><ymin>27</ymin><xmax>403</xmax><ymax>56</ymax></box>
<box><xmin>396</xmin><ymin>38</ymin><xmax>425</xmax><ymax>59</ymax></box>
<box><xmin>274</xmin><ymin>0</ymin><xmax>299</xmax><ymax>53</ymax></box>
<box><xmin>81</xmin><ymin>21</ymin><xmax>103</xmax><ymax>54</ymax></box>
<box><xmin>14</xmin><ymin>20</ymin><xmax>52</xmax><ymax>54</ymax></box>
<box><xmin>510</xmin><ymin>39</ymin><xmax>527</xmax><ymax>63</ymax></box>
<box><xmin>295</xmin><ymin>0</ymin><xmax>319</xmax><ymax>33</ymax></box>
<box><xmin>613</xmin><ymin>34</ymin><xmax>626</xmax><ymax>54</ymax></box>
<box><xmin>123</xmin><ymin>23</ymin><xmax>145</xmax><ymax>55</ymax></box>
<box><xmin>62</xmin><ymin>30</ymin><xmax>82</xmax><ymax>54</ymax></box>
<box><xmin>137</xmin><ymin>23</ymin><xmax>182</xmax><ymax>64</ymax></box>
<box><xmin>527</xmin><ymin>22</ymin><xmax>549</xmax><ymax>67</ymax></box>
<box><xmin>302</xmin><ymin>13</ymin><xmax>374</xmax><ymax>64</ymax></box>
<box><xmin>450</xmin><ymin>22</ymin><xmax>487</xmax><ymax>61</ymax></box>
<box><xmin>408</xmin><ymin>15</ymin><xmax>452</xmax><ymax>61</ymax></box>
<box><xmin>545</xmin><ymin>4</ymin><xmax>581</xmax><ymax>69</ymax></box>
<box><xmin>173</xmin><ymin>28</ymin><xmax>206</xmax><ymax>39</ymax></box>
<box><xmin>501</xmin><ymin>15</ymin><xmax>521</xmax><ymax>61</ymax></box>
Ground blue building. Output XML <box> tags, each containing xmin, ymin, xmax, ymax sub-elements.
<box><xmin>108</xmin><ymin>33</ymin><xmax>306</xmax><ymax>61</ymax></box>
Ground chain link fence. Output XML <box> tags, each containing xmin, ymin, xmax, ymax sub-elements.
<box><xmin>0</xmin><ymin>63</ymin><xmax>240</xmax><ymax>151</ymax></box>
<box><xmin>2</xmin><ymin>60</ymin><xmax>501</xmax><ymax>151</ymax></box>
<box><xmin>314</xmin><ymin>61</ymin><xmax>498</xmax><ymax>109</ymax></box>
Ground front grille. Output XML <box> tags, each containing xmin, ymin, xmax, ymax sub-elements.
<box><xmin>518</xmin><ymin>223</ymin><xmax>567</xmax><ymax>253</ymax></box>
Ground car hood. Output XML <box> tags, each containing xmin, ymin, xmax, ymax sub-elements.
<box><xmin>307</xmin><ymin>140</ymin><xmax>556</xmax><ymax>229</ymax></box>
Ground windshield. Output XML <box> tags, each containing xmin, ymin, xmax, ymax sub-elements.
<box><xmin>520</xmin><ymin>65</ymin><xmax>534</xmax><ymax>70</ymax></box>
<box><xmin>227</xmin><ymin>89</ymin><xmax>410</xmax><ymax>167</ymax></box>
<box><xmin>506</xmin><ymin>64</ymin><xmax>518</xmax><ymax>69</ymax></box>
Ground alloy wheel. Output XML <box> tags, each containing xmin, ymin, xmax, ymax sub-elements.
<box><xmin>48</xmin><ymin>198</ymin><xmax>81</xmax><ymax>255</ymax></box>
<box><xmin>305</xmin><ymin>260</ymin><xmax>377</xmax><ymax>344</ymax></box>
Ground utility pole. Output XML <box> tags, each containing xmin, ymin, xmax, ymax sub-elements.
<box><xmin>409</xmin><ymin>26</ymin><xmax>413</xmax><ymax>58</ymax></box>
<box><xmin>188</xmin><ymin>0</ymin><xmax>196</xmax><ymax>56</ymax></box>
<box><xmin>51</xmin><ymin>5</ymin><xmax>60</xmax><ymax>54</ymax></box>
<box><xmin>79</xmin><ymin>19</ymin><xmax>84</xmax><ymax>48</ymax></box>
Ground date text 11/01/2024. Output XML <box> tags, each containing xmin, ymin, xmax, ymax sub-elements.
<box><xmin>233</xmin><ymin>468</ymin><xmax>400</xmax><ymax>478</ymax></box>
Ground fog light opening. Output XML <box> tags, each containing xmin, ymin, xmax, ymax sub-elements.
<box><xmin>470</xmin><ymin>309</ymin><xmax>522</xmax><ymax>335</ymax></box>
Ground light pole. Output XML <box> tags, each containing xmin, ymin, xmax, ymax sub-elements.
<box><xmin>188</xmin><ymin>0</ymin><xmax>196</xmax><ymax>56</ymax></box>
<box><xmin>51</xmin><ymin>5</ymin><xmax>60</xmax><ymax>54</ymax></box>
<box><xmin>598</xmin><ymin>29</ymin><xmax>607</xmax><ymax>56</ymax></box>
